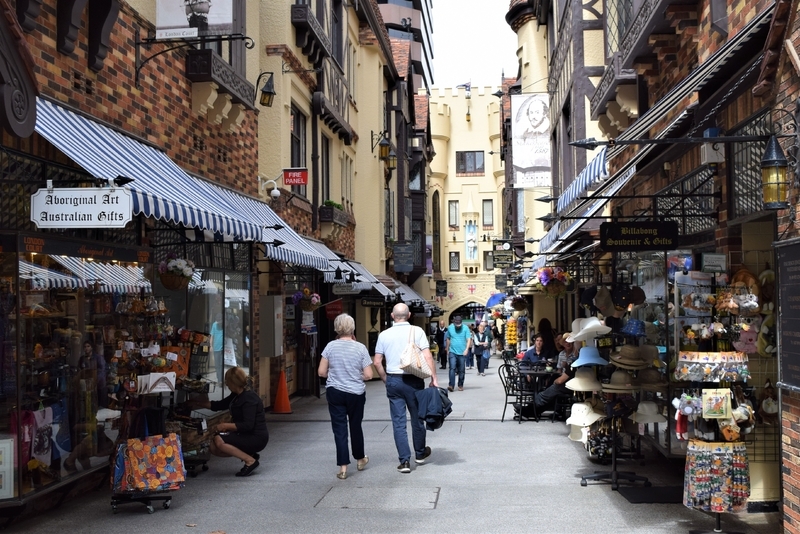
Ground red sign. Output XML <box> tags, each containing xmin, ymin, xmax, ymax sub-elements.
<box><xmin>326</xmin><ymin>299</ymin><xmax>343</xmax><ymax>320</ymax></box>
<box><xmin>283</xmin><ymin>168</ymin><xmax>308</xmax><ymax>185</ymax></box>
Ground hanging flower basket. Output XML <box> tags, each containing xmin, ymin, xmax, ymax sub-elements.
<box><xmin>511</xmin><ymin>296</ymin><xmax>528</xmax><ymax>311</ymax></box>
<box><xmin>160</xmin><ymin>272</ymin><xmax>190</xmax><ymax>291</ymax></box>
<box><xmin>298</xmin><ymin>300</ymin><xmax>321</xmax><ymax>312</ymax></box>
<box><xmin>544</xmin><ymin>279</ymin><xmax>566</xmax><ymax>298</ymax></box>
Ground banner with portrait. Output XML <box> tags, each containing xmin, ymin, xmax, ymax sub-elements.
<box><xmin>511</xmin><ymin>94</ymin><xmax>552</xmax><ymax>188</ymax></box>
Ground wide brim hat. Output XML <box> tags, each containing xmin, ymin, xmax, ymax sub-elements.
<box><xmin>565</xmin><ymin>319</ymin><xmax>587</xmax><ymax>342</ymax></box>
<box><xmin>568</xmin><ymin>424</ymin><xmax>587</xmax><ymax>443</ymax></box>
<box><xmin>572</xmin><ymin>317</ymin><xmax>612</xmax><ymax>341</ymax></box>
<box><xmin>633</xmin><ymin>367</ymin><xmax>668</xmax><ymax>392</ymax></box>
<box><xmin>639</xmin><ymin>344</ymin><xmax>660</xmax><ymax>365</ymax></box>
<box><xmin>629</xmin><ymin>286</ymin><xmax>646</xmax><ymax>306</ymax></box>
<box><xmin>580</xmin><ymin>286</ymin><xmax>599</xmax><ymax>313</ymax></box>
<box><xmin>629</xmin><ymin>401</ymin><xmax>667</xmax><ymax>424</ymax></box>
<box><xmin>612</xmin><ymin>285</ymin><xmax>632</xmax><ymax>310</ymax></box>
<box><xmin>610</xmin><ymin>345</ymin><xmax>651</xmax><ymax>370</ymax></box>
<box><xmin>566</xmin><ymin>367</ymin><xmax>603</xmax><ymax>391</ymax></box>
<box><xmin>566</xmin><ymin>400</ymin><xmax>605</xmax><ymax>427</ymax></box>
<box><xmin>620</xmin><ymin>319</ymin><xmax>646</xmax><ymax>337</ymax></box>
<box><xmin>572</xmin><ymin>346</ymin><xmax>607</xmax><ymax>367</ymax></box>
<box><xmin>595</xmin><ymin>286</ymin><xmax>615</xmax><ymax>316</ymax></box>
<box><xmin>601</xmin><ymin>369</ymin><xmax>639</xmax><ymax>392</ymax></box>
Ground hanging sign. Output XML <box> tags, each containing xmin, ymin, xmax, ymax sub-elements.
<box><xmin>495</xmin><ymin>274</ymin><xmax>508</xmax><ymax>290</ymax></box>
<box><xmin>599</xmin><ymin>221</ymin><xmax>679</xmax><ymax>251</ymax></box>
<box><xmin>283</xmin><ymin>168</ymin><xmax>308</xmax><ymax>185</ymax></box>
<box><xmin>156</xmin><ymin>0</ymin><xmax>234</xmax><ymax>40</ymax></box>
<box><xmin>332</xmin><ymin>284</ymin><xmax>361</xmax><ymax>295</ymax></box>
<box><xmin>325</xmin><ymin>299</ymin><xmax>343</xmax><ymax>320</ymax></box>
<box><xmin>435</xmin><ymin>280</ymin><xmax>448</xmax><ymax>297</ymax></box>
<box><xmin>361</xmin><ymin>297</ymin><xmax>386</xmax><ymax>308</ymax></box>
<box><xmin>393</xmin><ymin>243</ymin><xmax>414</xmax><ymax>273</ymax></box>
<box><xmin>492</xmin><ymin>241</ymin><xmax>513</xmax><ymax>268</ymax></box>
<box><xmin>702</xmin><ymin>253</ymin><xmax>727</xmax><ymax>273</ymax></box>
<box><xmin>777</xmin><ymin>237</ymin><xmax>800</xmax><ymax>390</ymax></box>
<box><xmin>30</xmin><ymin>187</ymin><xmax>132</xmax><ymax>229</ymax></box>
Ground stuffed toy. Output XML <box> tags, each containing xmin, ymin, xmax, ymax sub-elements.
<box><xmin>733</xmin><ymin>329</ymin><xmax>758</xmax><ymax>353</ymax></box>
<box><xmin>757</xmin><ymin>315</ymin><xmax>777</xmax><ymax>357</ymax></box>
<box><xmin>758</xmin><ymin>379</ymin><xmax>779</xmax><ymax>425</ymax></box>
<box><xmin>734</xmin><ymin>292</ymin><xmax>760</xmax><ymax>315</ymax></box>
<box><xmin>759</xmin><ymin>264</ymin><xmax>775</xmax><ymax>315</ymax></box>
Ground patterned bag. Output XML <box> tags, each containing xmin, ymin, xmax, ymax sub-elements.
<box><xmin>399</xmin><ymin>327</ymin><xmax>432</xmax><ymax>379</ymax></box>
<box><xmin>112</xmin><ymin>433</ymin><xmax>186</xmax><ymax>493</ymax></box>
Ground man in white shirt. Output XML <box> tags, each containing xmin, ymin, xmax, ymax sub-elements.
<box><xmin>373</xmin><ymin>303</ymin><xmax>439</xmax><ymax>473</ymax></box>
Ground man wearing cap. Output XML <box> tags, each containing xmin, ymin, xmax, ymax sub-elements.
<box><xmin>373</xmin><ymin>303</ymin><xmax>439</xmax><ymax>473</ymax></box>
<box><xmin>445</xmin><ymin>315</ymin><xmax>472</xmax><ymax>392</ymax></box>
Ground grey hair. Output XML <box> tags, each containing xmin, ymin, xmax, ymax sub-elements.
<box><xmin>333</xmin><ymin>313</ymin><xmax>356</xmax><ymax>336</ymax></box>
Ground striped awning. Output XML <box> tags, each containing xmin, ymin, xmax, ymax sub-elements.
<box><xmin>556</xmin><ymin>147</ymin><xmax>607</xmax><ymax>215</ymax></box>
<box><xmin>346</xmin><ymin>262</ymin><xmax>393</xmax><ymax>297</ymax></box>
<box><xmin>211</xmin><ymin>187</ymin><xmax>328</xmax><ymax>270</ymax></box>
<box><xmin>299</xmin><ymin>238</ymin><xmax>371</xmax><ymax>290</ymax></box>
<box><xmin>34</xmin><ymin>98</ymin><xmax>262</xmax><ymax>242</ymax></box>
<box><xmin>52</xmin><ymin>256</ymin><xmax>151</xmax><ymax>293</ymax></box>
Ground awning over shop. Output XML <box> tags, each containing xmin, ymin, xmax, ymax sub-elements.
<box><xmin>556</xmin><ymin>147</ymin><xmax>607</xmax><ymax>215</ymax></box>
<box><xmin>34</xmin><ymin>98</ymin><xmax>262</xmax><ymax>242</ymax></box>
<box><xmin>346</xmin><ymin>262</ymin><xmax>394</xmax><ymax>297</ymax></box>
<box><xmin>299</xmin><ymin>238</ymin><xmax>372</xmax><ymax>291</ymax></box>
<box><xmin>211</xmin><ymin>187</ymin><xmax>328</xmax><ymax>270</ymax></box>
<box><xmin>607</xmin><ymin>5</ymin><xmax>774</xmax><ymax>159</ymax></box>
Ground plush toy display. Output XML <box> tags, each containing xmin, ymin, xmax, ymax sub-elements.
<box><xmin>758</xmin><ymin>264</ymin><xmax>775</xmax><ymax>315</ymax></box>
<box><xmin>756</xmin><ymin>315</ymin><xmax>777</xmax><ymax>357</ymax></box>
<box><xmin>758</xmin><ymin>379</ymin><xmax>779</xmax><ymax>425</ymax></box>
<box><xmin>733</xmin><ymin>329</ymin><xmax>758</xmax><ymax>353</ymax></box>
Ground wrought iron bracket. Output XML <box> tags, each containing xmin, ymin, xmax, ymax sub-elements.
<box><xmin>134</xmin><ymin>29</ymin><xmax>254</xmax><ymax>87</ymax></box>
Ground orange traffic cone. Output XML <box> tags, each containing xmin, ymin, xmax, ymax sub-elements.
<box><xmin>272</xmin><ymin>369</ymin><xmax>292</xmax><ymax>414</ymax></box>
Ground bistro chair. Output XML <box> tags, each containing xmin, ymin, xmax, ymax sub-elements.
<box><xmin>550</xmin><ymin>392</ymin><xmax>574</xmax><ymax>423</ymax></box>
<box><xmin>498</xmin><ymin>363</ymin><xmax>537</xmax><ymax>423</ymax></box>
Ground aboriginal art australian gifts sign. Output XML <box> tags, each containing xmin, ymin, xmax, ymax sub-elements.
<box><xmin>30</xmin><ymin>188</ymin><xmax>133</xmax><ymax>229</ymax></box>
<box><xmin>599</xmin><ymin>221</ymin><xmax>679</xmax><ymax>251</ymax></box>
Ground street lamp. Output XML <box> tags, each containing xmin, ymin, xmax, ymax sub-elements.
<box><xmin>761</xmin><ymin>135</ymin><xmax>790</xmax><ymax>210</ymax></box>
<box><xmin>255</xmin><ymin>72</ymin><xmax>276</xmax><ymax>108</ymax></box>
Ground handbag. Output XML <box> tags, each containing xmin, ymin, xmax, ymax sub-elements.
<box><xmin>399</xmin><ymin>327</ymin><xmax>432</xmax><ymax>379</ymax></box>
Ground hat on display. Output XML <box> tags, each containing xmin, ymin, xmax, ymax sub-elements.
<box><xmin>620</xmin><ymin>319</ymin><xmax>646</xmax><ymax>337</ymax></box>
<box><xmin>629</xmin><ymin>286</ymin><xmax>646</xmax><ymax>306</ymax></box>
<box><xmin>572</xmin><ymin>317</ymin><xmax>612</xmax><ymax>341</ymax></box>
<box><xmin>566</xmin><ymin>401</ymin><xmax>605</xmax><ymax>427</ymax></box>
<box><xmin>560</xmin><ymin>332</ymin><xmax>574</xmax><ymax>345</ymax></box>
<box><xmin>612</xmin><ymin>285</ymin><xmax>632</xmax><ymax>310</ymax></box>
<box><xmin>601</xmin><ymin>369</ymin><xmax>639</xmax><ymax>392</ymax></box>
<box><xmin>610</xmin><ymin>345</ymin><xmax>651</xmax><ymax>370</ymax></box>
<box><xmin>572</xmin><ymin>346</ymin><xmax>608</xmax><ymax>367</ymax></box>
<box><xmin>629</xmin><ymin>401</ymin><xmax>667</xmax><ymax>424</ymax></box>
<box><xmin>580</xmin><ymin>286</ymin><xmax>599</xmax><ymax>313</ymax></box>
<box><xmin>633</xmin><ymin>367</ymin><xmax>668</xmax><ymax>391</ymax></box>
<box><xmin>568</xmin><ymin>424</ymin><xmax>589</xmax><ymax>443</ymax></box>
<box><xmin>565</xmin><ymin>318</ymin><xmax>587</xmax><ymax>343</ymax></box>
<box><xmin>639</xmin><ymin>345</ymin><xmax>660</xmax><ymax>365</ymax></box>
<box><xmin>566</xmin><ymin>367</ymin><xmax>603</xmax><ymax>391</ymax></box>
<box><xmin>594</xmin><ymin>286</ymin><xmax>615</xmax><ymax>317</ymax></box>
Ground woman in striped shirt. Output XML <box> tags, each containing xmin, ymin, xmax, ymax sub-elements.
<box><xmin>319</xmin><ymin>313</ymin><xmax>374</xmax><ymax>480</ymax></box>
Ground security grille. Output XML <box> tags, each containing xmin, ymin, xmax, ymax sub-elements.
<box><xmin>655</xmin><ymin>167</ymin><xmax>717</xmax><ymax>235</ymax></box>
<box><xmin>449</xmin><ymin>252</ymin><xmax>460</xmax><ymax>272</ymax></box>
<box><xmin>731</xmin><ymin>110</ymin><xmax>771</xmax><ymax>219</ymax></box>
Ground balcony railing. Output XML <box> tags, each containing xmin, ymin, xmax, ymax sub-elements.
<box><xmin>313</xmin><ymin>58</ymin><xmax>353</xmax><ymax>143</ymax></box>
<box><xmin>291</xmin><ymin>2</ymin><xmax>332</xmax><ymax>65</ymax></box>
<box><xmin>606</xmin><ymin>0</ymin><xmax>634</xmax><ymax>59</ymax></box>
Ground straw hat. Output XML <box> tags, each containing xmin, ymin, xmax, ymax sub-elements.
<box><xmin>572</xmin><ymin>346</ymin><xmax>608</xmax><ymax>367</ymax></box>
<box><xmin>620</xmin><ymin>319</ymin><xmax>646</xmax><ymax>337</ymax></box>
<box><xmin>639</xmin><ymin>344</ymin><xmax>660</xmax><ymax>365</ymax></box>
<box><xmin>633</xmin><ymin>367</ymin><xmax>668</xmax><ymax>392</ymax></box>
<box><xmin>566</xmin><ymin>400</ymin><xmax>605</xmax><ymax>427</ymax></box>
<box><xmin>629</xmin><ymin>401</ymin><xmax>667</xmax><ymax>424</ymax></box>
<box><xmin>601</xmin><ymin>369</ymin><xmax>639</xmax><ymax>392</ymax></box>
<box><xmin>571</xmin><ymin>317</ymin><xmax>612</xmax><ymax>341</ymax></box>
<box><xmin>566</xmin><ymin>367</ymin><xmax>603</xmax><ymax>391</ymax></box>
<box><xmin>610</xmin><ymin>345</ymin><xmax>651</xmax><ymax>370</ymax></box>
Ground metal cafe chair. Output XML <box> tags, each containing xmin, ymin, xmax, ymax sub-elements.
<box><xmin>498</xmin><ymin>363</ymin><xmax>537</xmax><ymax>423</ymax></box>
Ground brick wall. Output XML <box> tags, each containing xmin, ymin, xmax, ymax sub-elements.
<box><xmin>21</xmin><ymin>2</ymin><xmax>258</xmax><ymax>195</ymax></box>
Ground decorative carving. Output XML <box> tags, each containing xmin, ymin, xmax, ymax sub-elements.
<box><xmin>15</xmin><ymin>0</ymin><xmax>42</xmax><ymax>32</ymax></box>
<box><xmin>57</xmin><ymin>0</ymin><xmax>89</xmax><ymax>55</ymax></box>
<box><xmin>312</xmin><ymin>58</ymin><xmax>353</xmax><ymax>143</ymax></box>
<box><xmin>87</xmin><ymin>0</ymin><xmax>119</xmax><ymax>72</ymax></box>
<box><xmin>191</xmin><ymin>81</ymin><xmax>218</xmax><ymax>115</ymax></box>
<box><xmin>619</xmin><ymin>0</ymin><xmax>661</xmax><ymax>68</ymax></box>
<box><xmin>221</xmin><ymin>104</ymin><xmax>245</xmax><ymax>133</ymax></box>
<box><xmin>0</xmin><ymin>0</ymin><xmax>38</xmax><ymax>137</ymax></box>
<box><xmin>547</xmin><ymin>5</ymin><xmax>572</xmax><ymax>95</ymax></box>
<box><xmin>291</xmin><ymin>4</ymin><xmax>332</xmax><ymax>65</ymax></box>
<box><xmin>185</xmin><ymin>49</ymin><xmax>256</xmax><ymax>111</ymax></box>
<box><xmin>589</xmin><ymin>52</ymin><xmax>636</xmax><ymax>119</ymax></box>
<box><xmin>208</xmin><ymin>93</ymin><xmax>232</xmax><ymax>125</ymax></box>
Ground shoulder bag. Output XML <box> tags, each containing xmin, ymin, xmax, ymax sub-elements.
<box><xmin>399</xmin><ymin>327</ymin><xmax>432</xmax><ymax>379</ymax></box>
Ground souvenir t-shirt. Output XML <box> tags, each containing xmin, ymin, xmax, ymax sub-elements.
<box><xmin>32</xmin><ymin>407</ymin><xmax>53</xmax><ymax>466</ymax></box>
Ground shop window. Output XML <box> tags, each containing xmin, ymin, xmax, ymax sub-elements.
<box><xmin>455</xmin><ymin>151</ymin><xmax>485</xmax><ymax>176</ymax></box>
<box><xmin>731</xmin><ymin>110</ymin><xmax>770</xmax><ymax>220</ymax></box>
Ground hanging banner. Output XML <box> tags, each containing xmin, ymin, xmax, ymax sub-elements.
<box><xmin>510</xmin><ymin>93</ymin><xmax>551</xmax><ymax>188</ymax></box>
<box><xmin>30</xmin><ymin>187</ymin><xmax>132</xmax><ymax>229</ymax></box>
<box><xmin>156</xmin><ymin>0</ymin><xmax>233</xmax><ymax>40</ymax></box>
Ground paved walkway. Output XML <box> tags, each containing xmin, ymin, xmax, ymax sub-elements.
<box><xmin>14</xmin><ymin>357</ymin><xmax>781</xmax><ymax>533</ymax></box>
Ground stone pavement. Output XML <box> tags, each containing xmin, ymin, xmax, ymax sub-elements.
<box><xmin>13</xmin><ymin>356</ymin><xmax>781</xmax><ymax>533</ymax></box>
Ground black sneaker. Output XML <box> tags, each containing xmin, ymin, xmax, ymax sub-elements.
<box><xmin>397</xmin><ymin>461</ymin><xmax>411</xmax><ymax>473</ymax></box>
<box><xmin>235</xmin><ymin>460</ymin><xmax>259</xmax><ymax>477</ymax></box>
<box><xmin>415</xmin><ymin>446</ymin><xmax>432</xmax><ymax>464</ymax></box>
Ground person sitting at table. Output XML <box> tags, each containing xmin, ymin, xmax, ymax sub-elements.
<box><xmin>521</xmin><ymin>333</ymin><xmax>555</xmax><ymax>364</ymax></box>
<box><xmin>518</xmin><ymin>340</ymin><xmax>579</xmax><ymax>416</ymax></box>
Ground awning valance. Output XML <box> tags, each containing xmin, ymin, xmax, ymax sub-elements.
<box><xmin>34</xmin><ymin>98</ymin><xmax>262</xmax><ymax>242</ymax></box>
<box><xmin>556</xmin><ymin>147</ymin><xmax>607</xmax><ymax>215</ymax></box>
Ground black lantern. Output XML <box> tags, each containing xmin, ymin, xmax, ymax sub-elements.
<box><xmin>761</xmin><ymin>135</ymin><xmax>790</xmax><ymax>210</ymax></box>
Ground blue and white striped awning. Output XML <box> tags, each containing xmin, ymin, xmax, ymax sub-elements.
<box><xmin>212</xmin><ymin>186</ymin><xmax>328</xmax><ymax>270</ymax></box>
<box><xmin>347</xmin><ymin>261</ymin><xmax>393</xmax><ymax>297</ymax></box>
<box><xmin>300</xmin><ymin>238</ymin><xmax>372</xmax><ymax>290</ymax></box>
<box><xmin>34</xmin><ymin>98</ymin><xmax>262</xmax><ymax>242</ymax></box>
<box><xmin>556</xmin><ymin>147</ymin><xmax>607</xmax><ymax>215</ymax></box>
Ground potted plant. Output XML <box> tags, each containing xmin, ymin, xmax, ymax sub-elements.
<box><xmin>533</xmin><ymin>266</ymin><xmax>573</xmax><ymax>298</ymax></box>
<box><xmin>158</xmin><ymin>252</ymin><xmax>195</xmax><ymax>291</ymax></box>
<box><xmin>318</xmin><ymin>200</ymin><xmax>348</xmax><ymax>226</ymax></box>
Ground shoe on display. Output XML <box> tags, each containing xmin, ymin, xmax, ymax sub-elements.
<box><xmin>415</xmin><ymin>446</ymin><xmax>432</xmax><ymax>464</ymax></box>
<box><xmin>397</xmin><ymin>461</ymin><xmax>411</xmax><ymax>473</ymax></box>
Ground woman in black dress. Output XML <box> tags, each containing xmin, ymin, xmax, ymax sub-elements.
<box><xmin>188</xmin><ymin>367</ymin><xmax>268</xmax><ymax>477</ymax></box>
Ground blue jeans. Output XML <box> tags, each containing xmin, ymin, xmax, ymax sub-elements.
<box><xmin>326</xmin><ymin>386</ymin><xmax>366</xmax><ymax>466</ymax></box>
<box><xmin>385</xmin><ymin>374</ymin><xmax>427</xmax><ymax>464</ymax></box>
<box><xmin>449</xmin><ymin>352</ymin><xmax>465</xmax><ymax>388</ymax></box>
<box><xmin>476</xmin><ymin>350</ymin><xmax>489</xmax><ymax>373</ymax></box>
<box><xmin>466</xmin><ymin>349</ymin><xmax>474</xmax><ymax>368</ymax></box>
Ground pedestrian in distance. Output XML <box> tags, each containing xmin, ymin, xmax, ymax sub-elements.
<box><xmin>318</xmin><ymin>313</ymin><xmax>373</xmax><ymax>480</ymax></box>
<box><xmin>446</xmin><ymin>315</ymin><xmax>472</xmax><ymax>391</ymax></box>
<box><xmin>465</xmin><ymin>323</ymin><xmax>476</xmax><ymax>370</ymax></box>
<box><xmin>474</xmin><ymin>321</ymin><xmax>493</xmax><ymax>376</ymax></box>
<box><xmin>373</xmin><ymin>303</ymin><xmax>439</xmax><ymax>473</ymax></box>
